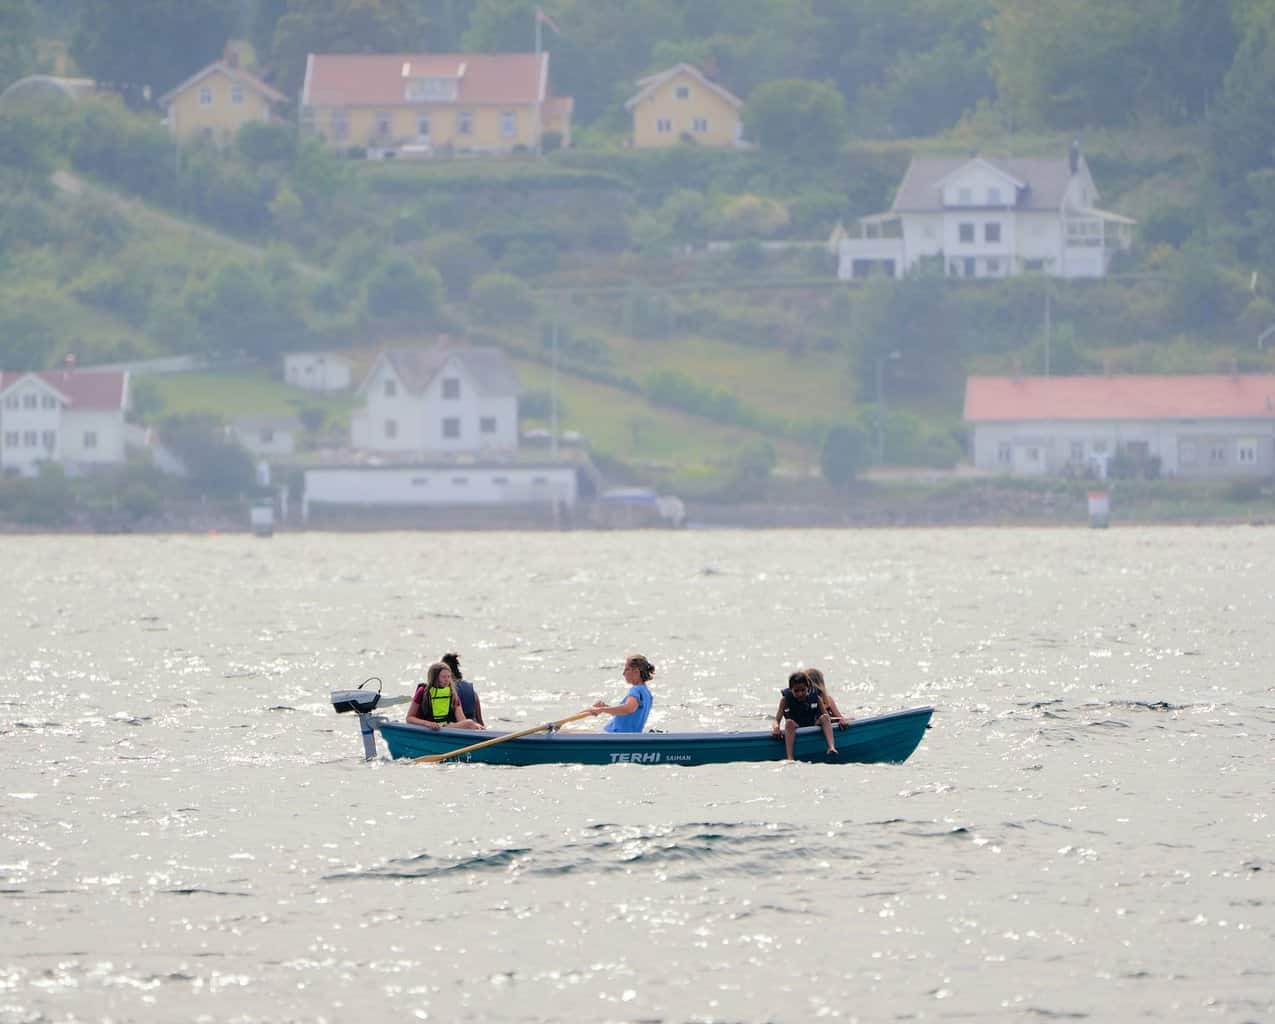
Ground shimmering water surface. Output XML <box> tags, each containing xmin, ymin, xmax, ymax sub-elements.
<box><xmin>1</xmin><ymin>528</ymin><xmax>1271</xmax><ymax>1023</ymax></box>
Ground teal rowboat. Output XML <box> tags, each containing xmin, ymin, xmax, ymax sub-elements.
<box><xmin>374</xmin><ymin>706</ymin><xmax>933</xmax><ymax>766</ymax></box>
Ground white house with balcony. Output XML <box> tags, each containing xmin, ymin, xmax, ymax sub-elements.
<box><xmin>964</xmin><ymin>374</ymin><xmax>1275</xmax><ymax>479</ymax></box>
<box><xmin>0</xmin><ymin>368</ymin><xmax>129</xmax><ymax>476</ymax></box>
<box><xmin>350</xmin><ymin>345</ymin><xmax>519</xmax><ymax>455</ymax></box>
<box><xmin>838</xmin><ymin>145</ymin><xmax>1134</xmax><ymax>281</ymax></box>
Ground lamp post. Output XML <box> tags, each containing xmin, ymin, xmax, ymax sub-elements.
<box><xmin>874</xmin><ymin>349</ymin><xmax>901</xmax><ymax>467</ymax></box>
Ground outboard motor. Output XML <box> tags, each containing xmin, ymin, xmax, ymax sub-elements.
<box><xmin>330</xmin><ymin>677</ymin><xmax>410</xmax><ymax>760</ymax></box>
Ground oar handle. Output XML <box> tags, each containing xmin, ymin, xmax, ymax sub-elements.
<box><xmin>413</xmin><ymin>708</ymin><xmax>595</xmax><ymax>764</ymax></box>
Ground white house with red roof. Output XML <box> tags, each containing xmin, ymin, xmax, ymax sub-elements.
<box><xmin>300</xmin><ymin>52</ymin><xmax>572</xmax><ymax>155</ymax></box>
<box><xmin>839</xmin><ymin>144</ymin><xmax>1134</xmax><ymax>281</ymax></box>
<box><xmin>0</xmin><ymin>367</ymin><xmax>130</xmax><ymax>476</ymax></box>
<box><xmin>964</xmin><ymin>374</ymin><xmax>1275</xmax><ymax>479</ymax></box>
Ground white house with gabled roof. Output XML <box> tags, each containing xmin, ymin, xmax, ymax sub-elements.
<box><xmin>839</xmin><ymin>144</ymin><xmax>1134</xmax><ymax>281</ymax></box>
<box><xmin>0</xmin><ymin>367</ymin><xmax>129</xmax><ymax>476</ymax></box>
<box><xmin>350</xmin><ymin>345</ymin><xmax>520</xmax><ymax>455</ymax></box>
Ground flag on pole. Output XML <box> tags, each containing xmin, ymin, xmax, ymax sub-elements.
<box><xmin>536</xmin><ymin>7</ymin><xmax>562</xmax><ymax>36</ymax></box>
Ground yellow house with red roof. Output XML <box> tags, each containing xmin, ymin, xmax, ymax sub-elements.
<box><xmin>625</xmin><ymin>63</ymin><xmax>744</xmax><ymax>149</ymax></box>
<box><xmin>300</xmin><ymin>52</ymin><xmax>573</xmax><ymax>154</ymax></box>
<box><xmin>159</xmin><ymin>49</ymin><xmax>288</xmax><ymax>145</ymax></box>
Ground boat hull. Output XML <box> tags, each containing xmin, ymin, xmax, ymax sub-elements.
<box><xmin>378</xmin><ymin>707</ymin><xmax>933</xmax><ymax>766</ymax></box>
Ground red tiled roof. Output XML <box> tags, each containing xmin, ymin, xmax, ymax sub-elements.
<box><xmin>0</xmin><ymin>370</ymin><xmax>128</xmax><ymax>410</ymax></box>
<box><xmin>303</xmin><ymin>53</ymin><xmax>546</xmax><ymax>107</ymax></box>
<box><xmin>964</xmin><ymin>375</ymin><xmax>1275</xmax><ymax>422</ymax></box>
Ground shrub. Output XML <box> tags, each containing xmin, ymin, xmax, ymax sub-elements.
<box><xmin>470</xmin><ymin>272</ymin><xmax>535</xmax><ymax>323</ymax></box>
<box><xmin>821</xmin><ymin>424</ymin><xmax>869</xmax><ymax>486</ymax></box>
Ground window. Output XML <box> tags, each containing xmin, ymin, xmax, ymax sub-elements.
<box><xmin>375</xmin><ymin>112</ymin><xmax>392</xmax><ymax>140</ymax></box>
<box><xmin>985</xmin><ymin>223</ymin><xmax>1001</xmax><ymax>243</ymax></box>
<box><xmin>997</xmin><ymin>443</ymin><xmax>1012</xmax><ymax>465</ymax></box>
<box><xmin>1237</xmin><ymin>438</ymin><xmax>1258</xmax><ymax>464</ymax></box>
<box><xmin>656</xmin><ymin>118</ymin><xmax>672</xmax><ymax>133</ymax></box>
<box><xmin>23</xmin><ymin>393</ymin><xmax>37</xmax><ymax>408</ymax></box>
<box><xmin>441</xmin><ymin>377</ymin><xmax>461</xmax><ymax>399</ymax></box>
<box><xmin>442</xmin><ymin>417</ymin><xmax>460</xmax><ymax>439</ymax></box>
<box><xmin>1070</xmin><ymin>442</ymin><xmax>1084</xmax><ymax>462</ymax></box>
<box><xmin>199</xmin><ymin>86</ymin><xmax>213</xmax><ymax>106</ymax></box>
<box><xmin>42</xmin><ymin>395</ymin><xmax>56</xmax><ymax>409</ymax></box>
<box><xmin>417</xmin><ymin>115</ymin><xmax>431</xmax><ymax>139</ymax></box>
<box><xmin>988</xmin><ymin>187</ymin><xmax>1002</xmax><ymax>204</ymax></box>
<box><xmin>1208</xmin><ymin>442</ymin><xmax>1226</xmax><ymax>464</ymax></box>
<box><xmin>384</xmin><ymin>379</ymin><xmax>397</xmax><ymax>397</ymax></box>
<box><xmin>331</xmin><ymin>111</ymin><xmax>348</xmax><ymax>142</ymax></box>
<box><xmin>406</xmin><ymin>77</ymin><xmax>457</xmax><ymax>101</ymax></box>
<box><xmin>1026</xmin><ymin>447</ymin><xmax>1040</xmax><ymax>463</ymax></box>
<box><xmin>457</xmin><ymin>111</ymin><xmax>473</xmax><ymax>135</ymax></box>
<box><xmin>958</xmin><ymin>187</ymin><xmax>972</xmax><ymax>205</ymax></box>
<box><xmin>958</xmin><ymin>223</ymin><xmax>974</xmax><ymax>244</ymax></box>
<box><xmin>674</xmin><ymin>85</ymin><xmax>690</xmax><ymax>100</ymax></box>
<box><xmin>23</xmin><ymin>431</ymin><xmax>37</xmax><ymax>446</ymax></box>
<box><xmin>1024</xmin><ymin>258</ymin><xmax>1046</xmax><ymax>272</ymax></box>
<box><xmin>231</xmin><ymin>84</ymin><xmax>244</xmax><ymax>105</ymax></box>
<box><xmin>986</xmin><ymin>258</ymin><xmax>1000</xmax><ymax>274</ymax></box>
<box><xmin>41</xmin><ymin>430</ymin><xmax>55</xmax><ymax>449</ymax></box>
<box><xmin>3</xmin><ymin>431</ymin><xmax>17</xmax><ymax>447</ymax></box>
<box><xmin>480</xmin><ymin>416</ymin><xmax>497</xmax><ymax>434</ymax></box>
<box><xmin>384</xmin><ymin>419</ymin><xmax>397</xmax><ymax>439</ymax></box>
<box><xmin>500</xmin><ymin>111</ymin><xmax>516</xmax><ymax>137</ymax></box>
<box><xmin>692</xmin><ymin>117</ymin><xmax>708</xmax><ymax>133</ymax></box>
<box><xmin>963</xmin><ymin>257</ymin><xmax>976</xmax><ymax>277</ymax></box>
<box><xmin>3</xmin><ymin>395</ymin><xmax>16</xmax><ymax>408</ymax></box>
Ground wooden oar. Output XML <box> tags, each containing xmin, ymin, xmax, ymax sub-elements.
<box><xmin>413</xmin><ymin>709</ymin><xmax>596</xmax><ymax>764</ymax></box>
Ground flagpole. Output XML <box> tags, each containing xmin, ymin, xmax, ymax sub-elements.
<box><xmin>534</xmin><ymin>9</ymin><xmax>543</xmax><ymax>156</ymax></box>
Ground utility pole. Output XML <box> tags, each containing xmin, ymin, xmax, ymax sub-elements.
<box><xmin>874</xmin><ymin>350</ymin><xmax>901</xmax><ymax>466</ymax></box>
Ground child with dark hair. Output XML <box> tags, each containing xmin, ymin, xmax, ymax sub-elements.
<box><xmin>771</xmin><ymin>670</ymin><xmax>837</xmax><ymax>760</ymax></box>
<box><xmin>440</xmin><ymin>652</ymin><xmax>484</xmax><ymax>727</ymax></box>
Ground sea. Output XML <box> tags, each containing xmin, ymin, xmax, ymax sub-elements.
<box><xmin>1</xmin><ymin>527</ymin><xmax>1271</xmax><ymax>1024</ymax></box>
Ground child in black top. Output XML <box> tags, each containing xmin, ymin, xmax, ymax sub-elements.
<box><xmin>771</xmin><ymin>671</ymin><xmax>838</xmax><ymax>761</ymax></box>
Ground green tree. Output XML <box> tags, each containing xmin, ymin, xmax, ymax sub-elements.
<box><xmin>820</xmin><ymin>423</ymin><xmax>868</xmax><ymax>487</ymax></box>
<box><xmin>159</xmin><ymin>413</ymin><xmax>257</xmax><ymax>496</ymax></box>
<box><xmin>71</xmin><ymin>0</ymin><xmax>235</xmax><ymax>104</ymax></box>
<box><xmin>270</xmin><ymin>0</ymin><xmax>428</xmax><ymax>97</ymax></box>
<box><xmin>470</xmin><ymin>271</ymin><xmax>535</xmax><ymax>323</ymax></box>
<box><xmin>743</xmin><ymin>78</ymin><xmax>848</xmax><ymax>157</ymax></box>
<box><xmin>364</xmin><ymin>252</ymin><xmax>442</xmax><ymax>319</ymax></box>
<box><xmin>0</xmin><ymin>0</ymin><xmax>35</xmax><ymax>92</ymax></box>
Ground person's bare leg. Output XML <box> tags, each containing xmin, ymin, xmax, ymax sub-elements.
<box><xmin>820</xmin><ymin>714</ymin><xmax>836</xmax><ymax>755</ymax></box>
<box><xmin>784</xmin><ymin>720</ymin><xmax>797</xmax><ymax>761</ymax></box>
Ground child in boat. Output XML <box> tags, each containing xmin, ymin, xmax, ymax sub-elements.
<box><xmin>805</xmin><ymin>667</ymin><xmax>852</xmax><ymax>727</ymax></box>
<box><xmin>406</xmin><ymin>661</ymin><xmax>482</xmax><ymax>731</ymax></box>
<box><xmin>771</xmin><ymin>670</ymin><xmax>837</xmax><ymax>760</ymax></box>
<box><xmin>588</xmin><ymin>654</ymin><xmax>655</xmax><ymax>732</ymax></box>
<box><xmin>441</xmin><ymin>652</ymin><xmax>484</xmax><ymax>728</ymax></box>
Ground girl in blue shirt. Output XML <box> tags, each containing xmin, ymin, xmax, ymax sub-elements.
<box><xmin>588</xmin><ymin>654</ymin><xmax>655</xmax><ymax>733</ymax></box>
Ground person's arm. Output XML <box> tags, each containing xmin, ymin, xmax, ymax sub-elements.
<box><xmin>823</xmin><ymin>691</ymin><xmax>851</xmax><ymax>726</ymax></box>
<box><xmin>589</xmin><ymin>694</ymin><xmax>639</xmax><ymax>718</ymax></box>
<box><xmin>771</xmin><ymin>697</ymin><xmax>787</xmax><ymax>734</ymax></box>
<box><xmin>472</xmin><ymin>690</ymin><xmax>484</xmax><ymax>728</ymax></box>
<box><xmin>450</xmin><ymin>684</ymin><xmax>472</xmax><ymax>727</ymax></box>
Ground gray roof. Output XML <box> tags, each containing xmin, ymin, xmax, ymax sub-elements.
<box><xmin>892</xmin><ymin>156</ymin><xmax>1081</xmax><ymax>213</ymax></box>
<box><xmin>382</xmin><ymin>346</ymin><xmax>520</xmax><ymax>397</ymax></box>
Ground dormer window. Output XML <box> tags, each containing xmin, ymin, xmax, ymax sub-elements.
<box><xmin>987</xmin><ymin>187</ymin><xmax>1002</xmax><ymax>205</ymax></box>
<box><xmin>405</xmin><ymin>76</ymin><xmax>458</xmax><ymax>102</ymax></box>
<box><xmin>199</xmin><ymin>85</ymin><xmax>213</xmax><ymax>106</ymax></box>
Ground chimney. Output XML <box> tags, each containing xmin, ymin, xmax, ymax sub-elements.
<box><xmin>1069</xmin><ymin>139</ymin><xmax>1080</xmax><ymax>175</ymax></box>
<box><xmin>224</xmin><ymin>44</ymin><xmax>239</xmax><ymax>69</ymax></box>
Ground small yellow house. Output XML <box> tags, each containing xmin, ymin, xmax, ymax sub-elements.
<box><xmin>625</xmin><ymin>63</ymin><xmax>744</xmax><ymax>149</ymax></box>
<box><xmin>159</xmin><ymin>51</ymin><xmax>287</xmax><ymax>145</ymax></box>
<box><xmin>300</xmin><ymin>52</ymin><xmax>573</xmax><ymax>155</ymax></box>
